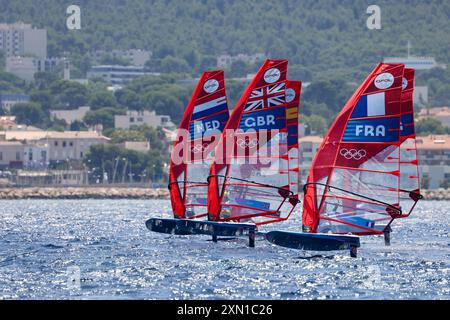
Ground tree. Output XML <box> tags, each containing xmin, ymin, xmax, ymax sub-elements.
<box><xmin>115</xmin><ymin>88</ymin><xmax>142</xmax><ymax>110</ymax></box>
<box><xmin>10</xmin><ymin>102</ymin><xmax>47</xmax><ymax>127</ymax></box>
<box><xmin>416</xmin><ymin>117</ymin><xmax>448</xmax><ymax>136</ymax></box>
<box><xmin>140</xmin><ymin>91</ymin><xmax>184</xmax><ymax>123</ymax></box>
<box><xmin>83</xmin><ymin>107</ymin><xmax>124</xmax><ymax>129</ymax></box>
<box><xmin>70</xmin><ymin>120</ymin><xmax>87</xmax><ymax>131</ymax></box>
<box><xmin>160</xmin><ymin>56</ymin><xmax>190</xmax><ymax>73</ymax></box>
<box><xmin>30</xmin><ymin>90</ymin><xmax>54</xmax><ymax>112</ymax></box>
<box><xmin>50</xmin><ymin>80</ymin><xmax>88</xmax><ymax>109</ymax></box>
<box><xmin>301</xmin><ymin>114</ymin><xmax>327</xmax><ymax>135</ymax></box>
<box><xmin>89</xmin><ymin>90</ymin><xmax>118</xmax><ymax>110</ymax></box>
<box><xmin>108</xmin><ymin>128</ymin><xmax>146</xmax><ymax>144</ymax></box>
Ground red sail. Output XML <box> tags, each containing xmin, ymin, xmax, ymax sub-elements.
<box><xmin>208</xmin><ymin>60</ymin><xmax>302</xmax><ymax>226</ymax></box>
<box><xmin>398</xmin><ymin>68</ymin><xmax>421</xmax><ymax>217</ymax></box>
<box><xmin>302</xmin><ymin>63</ymin><xmax>417</xmax><ymax>235</ymax></box>
<box><xmin>169</xmin><ymin>70</ymin><xmax>229</xmax><ymax>219</ymax></box>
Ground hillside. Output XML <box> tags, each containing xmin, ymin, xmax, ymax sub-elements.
<box><xmin>1</xmin><ymin>0</ymin><xmax>449</xmax><ymax>81</ymax></box>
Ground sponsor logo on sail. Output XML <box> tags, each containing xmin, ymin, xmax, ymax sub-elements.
<box><xmin>264</xmin><ymin>68</ymin><xmax>281</xmax><ymax>84</ymax></box>
<box><xmin>374</xmin><ymin>72</ymin><xmax>394</xmax><ymax>90</ymax></box>
<box><xmin>285</xmin><ymin>88</ymin><xmax>296</xmax><ymax>102</ymax></box>
<box><xmin>203</xmin><ymin>79</ymin><xmax>219</xmax><ymax>93</ymax></box>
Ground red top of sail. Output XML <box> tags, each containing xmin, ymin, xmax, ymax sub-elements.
<box><xmin>302</xmin><ymin>63</ymin><xmax>418</xmax><ymax>235</ymax></box>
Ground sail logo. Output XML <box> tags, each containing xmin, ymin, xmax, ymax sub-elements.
<box><xmin>194</xmin><ymin>120</ymin><xmax>221</xmax><ymax>133</ymax></box>
<box><xmin>240</xmin><ymin>107</ymin><xmax>284</xmax><ymax>131</ymax></box>
<box><xmin>343</xmin><ymin>117</ymin><xmax>399</xmax><ymax>142</ymax></box>
<box><xmin>374</xmin><ymin>73</ymin><xmax>394</xmax><ymax>90</ymax></box>
<box><xmin>340</xmin><ymin>148</ymin><xmax>367</xmax><ymax>160</ymax></box>
<box><xmin>355</xmin><ymin>124</ymin><xmax>385</xmax><ymax>137</ymax></box>
<box><xmin>402</xmin><ymin>77</ymin><xmax>408</xmax><ymax>90</ymax></box>
<box><xmin>285</xmin><ymin>88</ymin><xmax>296</xmax><ymax>102</ymax></box>
<box><xmin>243</xmin><ymin>115</ymin><xmax>275</xmax><ymax>128</ymax></box>
<box><xmin>264</xmin><ymin>68</ymin><xmax>281</xmax><ymax>84</ymax></box>
<box><xmin>203</xmin><ymin>79</ymin><xmax>219</xmax><ymax>93</ymax></box>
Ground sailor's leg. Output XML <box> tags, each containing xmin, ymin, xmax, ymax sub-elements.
<box><xmin>212</xmin><ymin>234</ymin><xmax>218</xmax><ymax>243</ymax></box>
<box><xmin>350</xmin><ymin>245</ymin><xmax>358</xmax><ymax>258</ymax></box>
<box><xmin>248</xmin><ymin>229</ymin><xmax>256</xmax><ymax>248</ymax></box>
<box><xmin>384</xmin><ymin>226</ymin><xmax>392</xmax><ymax>246</ymax></box>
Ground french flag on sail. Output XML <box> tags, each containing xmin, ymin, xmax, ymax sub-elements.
<box><xmin>192</xmin><ymin>96</ymin><xmax>228</xmax><ymax>120</ymax></box>
<box><xmin>351</xmin><ymin>92</ymin><xmax>386</xmax><ymax>118</ymax></box>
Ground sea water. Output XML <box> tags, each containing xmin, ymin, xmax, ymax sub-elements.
<box><xmin>0</xmin><ymin>199</ymin><xmax>448</xmax><ymax>299</ymax></box>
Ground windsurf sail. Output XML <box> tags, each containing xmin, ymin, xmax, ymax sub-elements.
<box><xmin>302</xmin><ymin>63</ymin><xmax>421</xmax><ymax>235</ymax></box>
<box><xmin>398</xmin><ymin>68</ymin><xmax>422</xmax><ymax>217</ymax></box>
<box><xmin>169</xmin><ymin>70</ymin><xmax>230</xmax><ymax>219</ymax></box>
<box><xmin>208</xmin><ymin>60</ymin><xmax>302</xmax><ymax>226</ymax></box>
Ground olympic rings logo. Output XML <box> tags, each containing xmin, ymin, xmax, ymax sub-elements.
<box><xmin>191</xmin><ymin>143</ymin><xmax>209</xmax><ymax>153</ymax></box>
<box><xmin>236</xmin><ymin>138</ymin><xmax>258</xmax><ymax>148</ymax></box>
<box><xmin>339</xmin><ymin>148</ymin><xmax>367</xmax><ymax>160</ymax></box>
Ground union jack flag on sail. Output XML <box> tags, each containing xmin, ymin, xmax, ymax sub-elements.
<box><xmin>245</xmin><ymin>82</ymin><xmax>285</xmax><ymax>111</ymax></box>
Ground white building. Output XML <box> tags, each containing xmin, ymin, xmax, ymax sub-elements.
<box><xmin>418</xmin><ymin>106</ymin><xmax>450</xmax><ymax>128</ymax></box>
<box><xmin>416</xmin><ymin>135</ymin><xmax>450</xmax><ymax>189</ymax></box>
<box><xmin>50</xmin><ymin>106</ymin><xmax>91</xmax><ymax>125</ymax></box>
<box><xmin>0</xmin><ymin>22</ymin><xmax>47</xmax><ymax>59</ymax></box>
<box><xmin>5</xmin><ymin>56</ymin><xmax>38</xmax><ymax>81</ymax></box>
<box><xmin>87</xmin><ymin>65</ymin><xmax>160</xmax><ymax>84</ymax></box>
<box><xmin>120</xmin><ymin>141</ymin><xmax>150</xmax><ymax>153</ymax></box>
<box><xmin>0</xmin><ymin>130</ymin><xmax>110</xmax><ymax>167</ymax></box>
<box><xmin>298</xmin><ymin>135</ymin><xmax>324</xmax><ymax>184</ymax></box>
<box><xmin>114</xmin><ymin>110</ymin><xmax>175</xmax><ymax>130</ymax></box>
<box><xmin>90</xmin><ymin>49</ymin><xmax>152</xmax><ymax>66</ymax></box>
<box><xmin>0</xmin><ymin>141</ymin><xmax>24</xmax><ymax>169</ymax></box>
<box><xmin>217</xmin><ymin>53</ymin><xmax>265</xmax><ymax>68</ymax></box>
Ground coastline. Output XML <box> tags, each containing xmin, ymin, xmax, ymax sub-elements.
<box><xmin>0</xmin><ymin>186</ymin><xmax>448</xmax><ymax>200</ymax></box>
<box><xmin>0</xmin><ymin>186</ymin><xmax>170</xmax><ymax>199</ymax></box>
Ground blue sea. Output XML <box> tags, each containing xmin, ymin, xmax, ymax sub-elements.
<box><xmin>0</xmin><ymin>199</ymin><xmax>448</xmax><ymax>299</ymax></box>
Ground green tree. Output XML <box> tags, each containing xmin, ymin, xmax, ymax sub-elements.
<box><xmin>70</xmin><ymin>120</ymin><xmax>87</xmax><ymax>131</ymax></box>
<box><xmin>301</xmin><ymin>114</ymin><xmax>327</xmax><ymax>135</ymax></box>
<box><xmin>416</xmin><ymin>117</ymin><xmax>448</xmax><ymax>136</ymax></box>
<box><xmin>89</xmin><ymin>90</ymin><xmax>118</xmax><ymax>110</ymax></box>
<box><xmin>30</xmin><ymin>90</ymin><xmax>54</xmax><ymax>112</ymax></box>
<box><xmin>50</xmin><ymin>80</ymin><xmax>89</xmax><ymax>109</ymax></box>
<box><xmin>115</xmin><ymin>88</ymin><xmax>142</xmax><ymax>110</ymax></box>
<box><xmin>10</xmin><ymin>102</ymin><xmax>47</xmax><ymax>127</ymax></box>
<box><xmin>160</xmin><ymin>56</ymin><xmax>190</xmax><ymax>73</ymax></box>
<box><xmin>109</xmin><ymin>128</ymin><xmax>146</xmax><ymax>144</ymax></box>
<box><xmin>83</xmin><ymin>107</ymin><xmax>124</xmax><ymax>130</ymax></box>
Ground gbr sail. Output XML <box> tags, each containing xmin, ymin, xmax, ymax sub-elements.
<box><xmin>208</xmin><ymin>60</ymin><xmax>302</xmax><ymax>226</ymax></box>
<box><xmin>169</xmin><ymin>70</ymin><xmax>230</xmax><ymax>219</ymax></box>
<box><xmin>303</xmin><ymin>63</ymin><xmax>421</xmax><ymax>235</ymax></box>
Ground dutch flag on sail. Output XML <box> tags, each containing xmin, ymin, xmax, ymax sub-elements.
<box><xmin>351</xmin><ymin>92</ymin><xmax>386</xmax><ymax>118</ymax></box>
<box><xmin>192</xmin><ymin>96</ymin><xmax>228</xmax><ymax>120</ymax></box>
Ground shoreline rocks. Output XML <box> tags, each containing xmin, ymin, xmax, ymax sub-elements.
<box><xmin>0</xmin><ymin>187</ymin><xmax>170</xmax><ymax>200</ymax></box>
<box><xmin>421</xmin><ymin>189</ymin><xmax>450</xmax><ymax>201</ymax></box>
<box><xmin>0</xmin><ymin>187</ymin><xmax>448</xmax><ymax>201</ymax></box>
